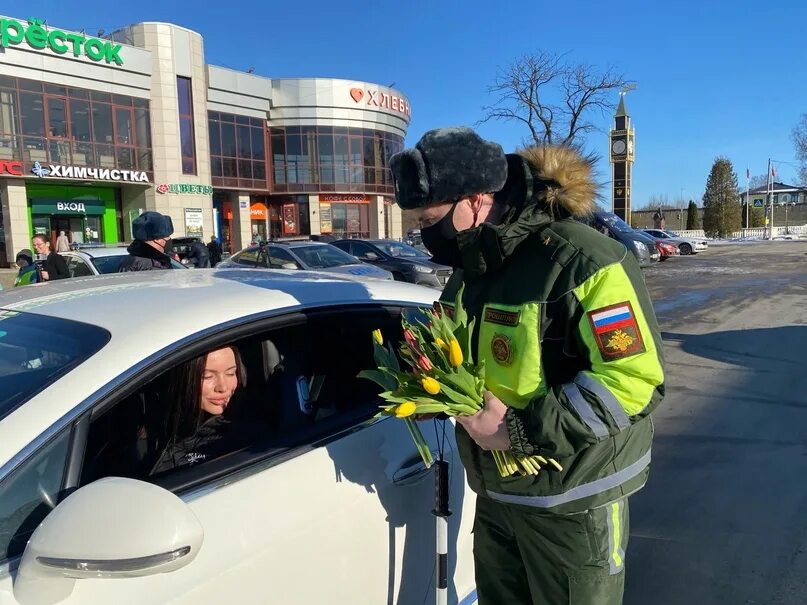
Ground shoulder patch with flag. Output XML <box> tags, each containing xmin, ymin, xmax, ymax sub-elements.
<box><xmin>587</xmin><ymin>302</ymin><xmax>646</xmax><ymax>361</ymax></box>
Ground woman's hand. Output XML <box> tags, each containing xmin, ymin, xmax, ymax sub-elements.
<box><xmin>455</xmin><ymin>391</ymin><xmax>511</xmax><ymax>451</ymax></box>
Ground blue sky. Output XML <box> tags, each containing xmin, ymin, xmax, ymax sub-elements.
<box><xmin>37</xmin><ymin>0</ymin><xmax>806</xmax><ymax>208</ymax></box>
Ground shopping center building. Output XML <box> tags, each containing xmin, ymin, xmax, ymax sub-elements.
<box><xmin>0</xmin><ymin>15</ymin><xmax>409</xmax><ymax>266</ymax></box>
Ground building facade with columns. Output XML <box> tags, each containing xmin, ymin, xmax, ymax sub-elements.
<box><xmin>0</xmin><ymin>14</ymin><xmax>409</xmax><ymax>266</ymax></box>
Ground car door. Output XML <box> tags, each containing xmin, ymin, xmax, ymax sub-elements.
<box><xmin>64</xmin><ymin>255</ymin><xmax>95</xmax><ymax>278</ymax></box>
<box><xmin>0</xmin><ymin>307</ymin><xmax>476</xmax><ymax>605</ymax></box>
<box><xmin>350</xmin><ymin>242</ymin><xmax>396</xmax><ymax>274</ymax></box>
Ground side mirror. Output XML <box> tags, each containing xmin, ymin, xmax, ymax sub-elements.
<box><xmin>281</xmin><ymin>262</ymin><xmax>298</xmax><ymax>270</ymax></box>
<box><xmin>14</xmin><ymin>478</ymin><xmax>203</xmax><ymax>604</ymax></box>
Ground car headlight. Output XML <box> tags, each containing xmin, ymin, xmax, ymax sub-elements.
<box><xmin>413</xmin><ymin>265</ymin><xmax>434</xmax><ymax>274</ymax></box>
<box><xmin>632</xmin><ymin>241</ymin><xmax>647</xmax><ymax>254</ymax></box>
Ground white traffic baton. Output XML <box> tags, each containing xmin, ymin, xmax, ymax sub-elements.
<box><xmin>433</xmin><ymin>458</ymin><xmax>451</xmax><ymax>605</ymax></box>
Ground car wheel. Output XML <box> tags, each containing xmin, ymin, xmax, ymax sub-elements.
<box><xmin>679</xmin><ymin>243</ymin><xmax>693</xmax><ymax>255</ymax></box>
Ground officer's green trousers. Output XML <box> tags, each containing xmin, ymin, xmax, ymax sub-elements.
<box><xmin>473</xmin><ymin>496</ymin><xmax>629</xmax><ymax>604</ymax></box>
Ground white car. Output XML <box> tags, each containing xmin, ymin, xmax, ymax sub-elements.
<box><xmin>0</xmin><ymin>271</ymin><xmax>477</xmax><ymax>604</ymax></box>
<box><xmin>641</xmin><ymin>229</ymin><xmax>708</xmax><ymax>255</ymax></box>
<box><xmin>60</xmin><ymin>247</ymin><xmax>187</xmax><ymax>277</ymax></box>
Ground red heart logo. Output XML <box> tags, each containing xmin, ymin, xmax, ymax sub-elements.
<box><xmin>350</xmin><ymin>88</ymin><xmax>364</xmax><ymax>103</ymax></box>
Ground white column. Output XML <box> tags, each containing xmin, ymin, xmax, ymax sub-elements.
<box><xmin>308</xmin><ymin>194</ymin><xmax>321</xmax><ymax>236</ymax></box>
<box><xmin>389</xmin><ymin>202</ymin><xmax>403</xmax><ymax>240</ymax></box>
<box><xmin>1</xmin><ymin>179</ymin><xmax>30</xmax><ymax>263</ymax></box>
<box><xmin>232</xmin><ymin>193</ymin><xmax>252</xmax><ymax>251</ymax></box>
<box><xmin>369</xmin><ymin>195</ymin><xmax>385</xmax><ymax>239</ymax></box>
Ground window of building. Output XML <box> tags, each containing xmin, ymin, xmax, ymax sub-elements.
<box><xmin>209</xmin><ymin>111</ymin><xmax>267</xmax><ymax>190</ymax></box>
<box><xmin>177</xmin><ymin>77</ymin><xmax>196</xmax><ymax>175</ymax></box>
<box><xmin>269</xmin><ymin>126</ymin><xmax>403</xmax><ymax>195</ymax></box>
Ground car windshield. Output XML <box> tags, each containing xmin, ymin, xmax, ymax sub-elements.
<box><xmin>91</xmin><ymin>255</ymin><xmax>185</xmax><ymax>273</ymax></box>
<box><xmin>291</xmin><ymin>245</ymin><xmax>358</xmax><ymax>268</ymax></box>
<box><xmin>373</xmin><ymin>241</ymin><xmax>430</xmax><ymax>259</ymax></box>
<box><xmin>0</xmin><ymin>311</ymin><xmax>110</xmax><ymax>420</ymax></box>
<box><xmin>600</xmin><ymin>213</ymin><xmax>634</xmax><ymax>233</ymax></box>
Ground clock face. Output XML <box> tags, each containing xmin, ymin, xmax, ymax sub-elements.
<box><xmin>612</xmin><ymin>139</ymin><xmax>627</xmax><ymax>155</ymax></box>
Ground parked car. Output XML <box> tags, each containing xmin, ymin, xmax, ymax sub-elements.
<box><xmin>216</xmin><ymin>241</ymin><xmax>394</xmax><ymax>281</ymax></box>
<box><xmin>0</xmin><ymin>271</ymin><xmax>476</xmax><ymax>605</ymax></box>
<box><xmin>641</xmin><ymin>229</ymin><xmax>708</xmax><ymax>255</ymax></box>
<box><xmin>651</xmin><ymin>238</ymin><xmax>680</xmax><ymax>261</ymax></box>
<box><xmin>60</xmin><ymin>247</ymin><xmax>187</xmax><ymax>277</ymax></box>
<box><xmin>331</xmin><ymin>239</ymin><xmax>452</xmax><ymax>288</ymax></box>
<box><xmin>170</xmin><ymin>237</ymin><xmax>202</xmax><ymax>262</ymax></box>
<box><xmin>582</xmin><ymin>212</ymin><xmax>660</xmax><ymax>266</ymax></box>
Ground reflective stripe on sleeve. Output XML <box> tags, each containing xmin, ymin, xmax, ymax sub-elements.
<box><xmin>575</xmin><ymin>372</ymin><xmax>631</xmax><ymax>430</ymax></box>
<box><xmin>562</xmin><ymin>382</ymin><xmax>609</xmax><ymax>439</ymax></box>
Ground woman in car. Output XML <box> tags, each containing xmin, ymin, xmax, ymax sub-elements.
<box><xmin>150</xmin><ymin>344</ymin><xmax>249</xmax><ymax>474</ymax></box>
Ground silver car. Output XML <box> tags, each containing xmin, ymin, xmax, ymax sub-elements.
<box><xmin>60</xmin><ymin>247</ymin><xmax>187</xmax><ymax>277</ymax></box>
<box><xmin>642</xmin><ymin>229</ymin><xmax>708</xmax><ymax>255</ymax></box>
<box><xmin>216</xmin><ymin>241</ymin><xmax>394</xmax><ymax>281</ymax></box>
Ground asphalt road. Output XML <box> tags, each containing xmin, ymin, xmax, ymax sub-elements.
<box><xmin>625</xmin><ymin>241</ymin><xmax>807</xmax><ymax>605</ymax></box>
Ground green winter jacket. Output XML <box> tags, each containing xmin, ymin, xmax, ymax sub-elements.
<box><xmin>439</xmin><ymin>146</ymin><xmax>665</xmax><ymax>515</ymax></box>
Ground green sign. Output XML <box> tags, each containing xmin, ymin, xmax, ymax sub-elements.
<box><xmin>157</xmin><ymin>183</ymin><xmax>214</xmax><ymax>195</ymax></box>
<box><xmin>31</xmin><ymin>198</ymin><xmax>106</xmax><ymax>215</ymax></box>
<box><xmin>0</xmin><ymin>18</ymin><xmax>123</xmax><ymax>66</ymax></box>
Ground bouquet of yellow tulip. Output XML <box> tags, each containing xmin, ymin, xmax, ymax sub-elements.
<box><xmin>360</xmin><ymin>288</ymin><xmax>561</xmax><ymax>477</ymax></box>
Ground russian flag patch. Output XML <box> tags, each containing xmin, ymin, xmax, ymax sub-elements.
<box><xmin>587</xmin><ymin>302</ymin><xmax>646</xmax><ymax>361</ymax></box>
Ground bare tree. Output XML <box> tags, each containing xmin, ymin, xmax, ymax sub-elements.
<box><xmin>479</xmin><ymin>51</ymin><xmax>629</xmax><ymax>147</ymax></box>
<box><xmin>792</xmin><ymin>113</ymin><xmax>807</xmax><ymax>185</ymax></box>
<box><xmin>748</xmin><ymin>174</ymin><xmax>769</xmax><ymax>190</ymax></box>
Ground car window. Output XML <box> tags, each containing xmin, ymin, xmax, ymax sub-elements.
<box><xmin>374</xmin><ymin>241</ymin><xmax>429</xmax><ymax>259</ymax></box>
<box><xmin>267</xmin><ymin>247</ymin><xmax>302</xmax><ymax>269</ymax></box>
<box><xmin>331</xmin><ymin>241</ymin><xmax>352</xmax><ymax>255</ymax></box>
<box><xmin>78</xmin><ymin>307</ymin><xmax>408</xmax><ymax>494</ymax></box>
<box><xmin>231</xmin><ymin>248</ymin><xmax>263</xmax><ymax>267</ymax></box>
<box><xmin>598</xmin><ymin>213</ymin><xmax>633</xmax><ymax>233</ymax></box>
<box><xmin>291</xmin><ymin>245</ymin><xmax>358</xmax><ymax>268</ymax></box>
<box><xmin>0</xmin><ymin>428</ymin><xmax>71</xmax><ymax>562</ymax></box>
<box><xmin>0</xmin><ymin>312</ymin><xmax>111</xmax><ymax>420</ymax></box>
<box><xmin>91</xmin><ymin>254</ymin><xmax>126</xmax><ymax>274</ymax></box>
<box><xmin>350</xmin><ymin>242</ymin><xmax>380</xmax><ymax>261</ymax></box>
<box><xmin>66</xmin><ymin>256</ymin><xmax>94</xmax><ymax>278</ymax></box>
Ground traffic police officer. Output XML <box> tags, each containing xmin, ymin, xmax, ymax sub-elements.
<box><xmin>390</xmin><ymin>128</ymin><xmax>665</xmax><ymax>604</ymax></box>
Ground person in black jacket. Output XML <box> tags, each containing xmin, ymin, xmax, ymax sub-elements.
<box><xmin>31</xmin><ymin>235</ymin><xmax>69</xmax><ymax>281</ymax></box>
<box><xmin>119</xmin><ymin>211</ymin><xmax>174</xmax><ymax>272</ymax></box>
<box><xmin>207</xmin><ymin>236</ymin><xmax>222</xmax><ymax>267</ymax></box>
<box><xmin>186</xmin><ymin>239</ymin><xmax>211</xmax><ymax>268</ymax></box>
<box><xmin>150</xmin><ymin>344</ymin><xmax>250</xmax><ymax>474</ymax></box>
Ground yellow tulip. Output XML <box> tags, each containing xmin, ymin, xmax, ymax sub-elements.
<box><xmin>449</xmin><ymin>338</ymin><xmax>463</xmax><ymax>367</ymax></box>
<box><xmin>435</xmin><ymin>338</ymin><xmax>448</xmax><ymax>351</ymax></box>
<box><xmin>394</xmin><ymin>401</ymin><xmax>417</xmax><ymax>418</ymax></box>
<box><xmin>421</xmin><ymin>377</ymin><xmax>441</xmax><ymax>395</ymax></box>
<box><xmin>372</xmin><ymin>329</ymin><xmax>383</xmax><ymax>345</ymax></box>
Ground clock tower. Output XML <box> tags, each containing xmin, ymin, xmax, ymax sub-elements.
<box><xmin>610</xmin><ymin>92</ymin><xmax>635</xmax><ymax>223</ymax></box>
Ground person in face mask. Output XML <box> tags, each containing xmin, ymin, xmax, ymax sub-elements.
<box><xmin>119</xmin><ymin>211</ymin><xmax>175</xmax><ymax>272</ymax></box>
<box><xmin>390</xmin><ymin>128</ymin><xmax>664</xmax><ymax>605</ymax></box>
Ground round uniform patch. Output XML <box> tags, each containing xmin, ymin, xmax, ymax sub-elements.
<box><xmin>491</xmin><ymin>334</ymin><xmax>514</xmax><ymax>366</ymax></box>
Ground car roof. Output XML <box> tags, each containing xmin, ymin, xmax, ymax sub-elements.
<box><xmin>0</xmin><ymin>269</ymin><xmax>434</xmax><ymax>334</ymax></box>
<box><xmin>66</xmin><ymin>247</ymin><xmax>130</xmax><ymax>258</ymax></box>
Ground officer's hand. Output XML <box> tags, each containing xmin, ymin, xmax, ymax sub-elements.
<box><xmin>456</xmin><ymin>391</ymin><xmax>511</xmax><ymax>451</ymax></box>
<box><xmin>40</xmin><ymin>270</ymin><xmax>49</xmax><ymax>281</ymax></box>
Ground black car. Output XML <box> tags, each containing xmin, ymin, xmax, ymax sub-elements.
<box><xmin>580</xmin><ymin>212</ymin><xmax>660</xmax><ymax>267</ymax></box>
<box><xmin>331</xmin><ymin>239</ymin><xmax>452</xmax><ymax>288</ymax></box>
<box><xmin>169</xmin><ymin>237</ymin><xmax>201</xmax><ymax>262</ymax></box>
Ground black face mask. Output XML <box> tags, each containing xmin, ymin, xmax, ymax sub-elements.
<box><xmin>421</xmin><ymin>203</ymin><xmax>464</xmax><ymax>268</ymax></box>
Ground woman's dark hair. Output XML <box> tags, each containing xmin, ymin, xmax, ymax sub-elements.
<box><xmin>163</xmin><ymin>345</ymin><xmax>246</xmax><ymax>443</ymax></box>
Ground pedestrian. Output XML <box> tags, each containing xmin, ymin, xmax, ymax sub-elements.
<box><xmin>390</xmin><ymin>127</ymin><xmax>665</xmax><ymax>605</ymax></box>
<box><xmin>186</xmin><ymin>239</ymin><xmax>211</xmax><ymax>268</ymax></box>
<box><xmin>31</xmin><ymin>234</ymin><xmax>69</xmax><ymax>281</ymax></box>
<box><xmin>119</xmin><ymin>211</ymin><xmax>174</xmax><ymax>272</ymax></box>
<box><xmin>56</xmin><ymin>230</ymin><xmax>71</xmax><ymax>253</ymax></box>
<box><xmin>14</xmin><ymin>249</ymin><xmax>40</xmax><ymax>287</ymax></box>
<box><xmin>207</xmin><ymin>235</ymin><xmax>222</xmax><ymax>267</ymax></box>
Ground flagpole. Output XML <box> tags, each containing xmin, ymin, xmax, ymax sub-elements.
<box><xmin>745</xmin><ymin>169</ymin><xmax>750</xmax><ymax>234</ymax></box>
<box><xmin>767</xmin><ymin>159</ymin><xmax>772</xmax><ymax>240</ymax></box>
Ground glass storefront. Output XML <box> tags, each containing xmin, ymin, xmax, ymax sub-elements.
<box><xmin>269</xmin><ymin>126</ymin><xmax>403</xmax><ymax>195</ymax></box>
<box><xmin>0</xmin><ymin>75</ymin><xmax>153</xmax><ymax>175</ymax></box>
<box><xmin>319</xmin><ymin>194</ymin><xmax>370</xmax><ymax>239</ymax></box>
<box><xmin>27</xmin><ymin>183</ymin><xmax>121</xmax><ymax>247</ymax></box>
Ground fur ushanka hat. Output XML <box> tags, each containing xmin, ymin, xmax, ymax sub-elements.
<box><xmin>390</xmin><ymin>127</ymin><xmax>508</xmax><ymax>210</ymax></box>
<box><xmin>132</xmin><ymin>211</ymin><xmax>174</xmax><ymax>241</ymax></box>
